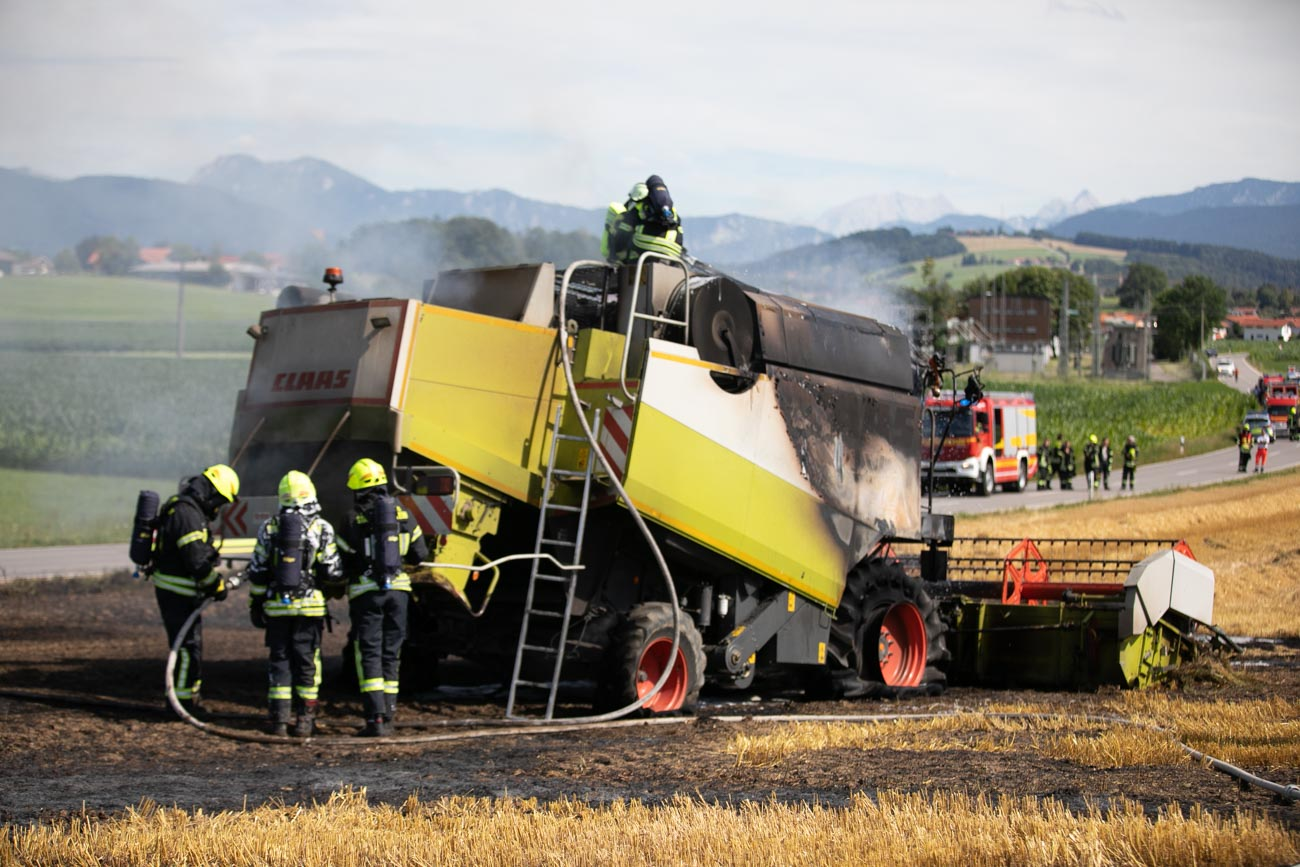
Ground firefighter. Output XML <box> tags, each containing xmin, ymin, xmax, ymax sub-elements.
<box><xmin>603</xmin><ymin>174</ymin><xmax>685</xmax><ymax>264</ymax></box>
<box><xmin>1290</xmin><ymin>405</ymin><xmax>1298</xmax><ymax>440</ymax></box>
<box><xmin>601</xmin><ymin>182</ymin><xmax>647</xmax><ymax>263</ymax></box>
<box><xmin>1254</xmin><ymin>428</ymin><xmax>1270</xmax><ymax>473</ymax></box>
<box><xmin>337</xmin><ymin>458</ymin><xmax>429</xmax><ymax>737</ymax></box>
<box><xmin>1121</xmin><ymin>436</ymin><xmax>1138</xmax><ymax>490</ymax></box>
<box><xmin>151</xmin><ymin>463</ymin><xmax>240</xmax><ymax>714</ymax></box>
<box><xmin>1083</xmin><ymin>434</ymin><xmax>1100</xmax><ymax>491</ymax></box>
<box><xmin>1098</xmin><ymin>436</ymin><xmax>1113</xmax><ymax>490</ymax></box>
<box><xmin>1058</xmin><ymin>440</ymin><xmax>1076</xmax><ymax>489</ymax></box>
<box><xmin>1237</xmin><ymin>424</ymin><xmax>1253</xmax><ymax>473</ymax></box>
<box><xmin>1036</xmin><ymin>436</ymin><xmax>1054</xmax><ymax>490</ymax></box>
<box><xmin>1051</xmin><ymin>433</ymin><xmax>1065</xmax><ymax>487</ymax></box>
<box><xmin>246</xmin><ymin>471</ymin><xmax>342</xmax><ymax>737</ymax></box>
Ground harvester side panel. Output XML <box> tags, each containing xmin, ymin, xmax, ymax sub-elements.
<box><xmin>623</xmin><ymin>339</ymin><xmax>920</xmax><ymax>609</ymax></box>
<box><xmin>400</xmin><ymin>305</ymin><xmax>565</xmax><ymax>505</ymax></box>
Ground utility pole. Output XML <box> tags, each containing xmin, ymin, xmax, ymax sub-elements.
<box><xmin>176</xmin><ymin>263</ymin><xmax>186</xmax><ymax>359</ymax></box>
<box><xmin>1199</xmin><ymin>301</ymin><xmax>1205</xmax><ymax>380</ymax></box>
<box><xmin>1058</xmin><ymin>273</ymin><xmax>1070</xmax><ymax>379</ymax></box>
<box><xmin>1092</xmin><ymin>274</ymin><xmax>1101</xmax><ymax>378</ymax></box>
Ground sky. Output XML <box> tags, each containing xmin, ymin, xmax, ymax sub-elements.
<box><xmin>2</xmin><ymin>0</ymin><xmax>1298</xmax><ymax>225</ymax></box>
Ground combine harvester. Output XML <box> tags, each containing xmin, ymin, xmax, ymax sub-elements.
<box><xmin>217</xmin><ymin>256</ymin><xmax>1228</xmax><ymax>717</ymax></box>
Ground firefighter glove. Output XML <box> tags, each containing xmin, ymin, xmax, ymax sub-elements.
<box><xmin>206</xmin><ymin>574</ymin><xmax>229</xmax><ymax>601</ymax></box>
<box><xmin>249</xmin><ymin>599</ymin><xmax>267</xmax><ymax>629</ymax></box>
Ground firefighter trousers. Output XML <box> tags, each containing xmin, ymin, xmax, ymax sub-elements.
<box><xmin>350</xmin><ymin>589</ymin><xmax>408</xmax><ymax>719</ymax></box>
<box><xmin>266</xmin><ymin>616</ymin><xmax>324</xmax><ymax>704</ymax></box>
<box><xmin>155</xmin><ymin>586</ymin><xmax>203</xmax><ymax>702</ymax></box>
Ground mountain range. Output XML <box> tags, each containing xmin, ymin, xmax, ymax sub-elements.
<box><xmin>1</xmin><ymin>155</ymin><xmax>1297</xmax><ymax>263</ymax></box>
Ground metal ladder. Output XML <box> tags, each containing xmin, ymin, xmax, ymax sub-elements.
<box><xmin>505</xmin><ymin>402</ymin><xmax>600</xmax><ymax>720</ymax></box>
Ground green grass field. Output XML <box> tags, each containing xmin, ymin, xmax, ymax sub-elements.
<box><xmin>0</xmin><ymin>274</ymin><xmax>267</xmax><ymax>352</ymax></box>
<box><xmin>0</xmin><ymin>466</ymin><xmax>179</xmax><ymax>547</ymax></box>
<box><xmin>0</xmin><ymin>275</ymin><xmax>263</xmax><ymax>547</ymax></box>
<box><xmin>984</xmin><ymin>378</ymin><xmax>1257</xmax><ymax>464</ymax></box>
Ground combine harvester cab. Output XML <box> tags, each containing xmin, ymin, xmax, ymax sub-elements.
<box><xmin>922</xmin><ymin>391</ymin><xmax>1037</xmax><ymax>495</ymax></box>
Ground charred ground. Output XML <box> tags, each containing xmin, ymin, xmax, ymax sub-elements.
<box><xmin>1</xmin><ymin>573</ymin><xmax>1297</xmax><ymax>831</ymax></box>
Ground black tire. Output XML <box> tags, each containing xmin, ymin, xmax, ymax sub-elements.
<box><xmin>979</xmin><ymin>462</ymin><xmax>996</xmax><ymax>496</ymax></box>
<box><xmin>1002</xmin><ymin>459</ymin><xmax>1028</xmax><ymax>493</ymax></box>
<box><xmin>820</xmin><ymin>559</ymin><xmax>949</xmax><ymax>699</ymax></box>
<box><xmin>596</xmin><ymin>602</ymin><xmax>705</xmax><ymax>714</ymax></box>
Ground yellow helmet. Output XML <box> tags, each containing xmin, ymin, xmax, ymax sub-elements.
<box><xmin>1089</xmin><ymin>434</ymin><xmax>1098</xmax><ymax>444</ymax></box>
<box><xmin>278</xmin><ymin>470</ymin><xmax>317</xmax><ymax>508</ymax></box>
<box><xmin>203</xmin><ymin>464</ymin><xmax>240</xmax><ymax>503</ymax></box>
<box><xmin>347</xmin><ymin>458</ymin><xmax>388</xmax><ymax>491</ymax></box>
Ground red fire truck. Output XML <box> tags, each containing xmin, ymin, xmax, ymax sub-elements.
<box><xmin>923</xmin><ymin>391</ymin><xmax>1038</xmax><ymax>495</ymax></box>
<box><xmin>1262</xmin><ymin>375</ymin><xmax>1298</xmax><ymax>438</ymax></box>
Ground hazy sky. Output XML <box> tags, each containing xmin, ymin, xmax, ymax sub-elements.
<box><xmin>2</xmin><ymin>0</ymin><xmax>1297</xmax><ymax>223</ymax></box>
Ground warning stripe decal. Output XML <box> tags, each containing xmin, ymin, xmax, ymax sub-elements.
<box><xmin>598</xmin><ymin>405</ymin><xmax>634</xmax><ymax>481</ymax></box>
<box><xmin>398</xmin><ymin>494</ymin><xmax>454</xmax><ymax>536</ymax></box>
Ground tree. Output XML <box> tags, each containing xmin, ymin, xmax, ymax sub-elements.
<box><xmin>74</xmin><ymin>235</ymin><xmax>139</xmax><ymax>276</ymax></box>
<box><xmin>1152</xmin><ymin>274</ymin><xmax>1228</xmax><ymax>360</ymax></box>
<box><xmin>1116</xmin><ymin>263</ymin><xmax>1166</xmax><ymax>311</ymax></box>
<box><xmin>909</xmin><ymin>257</ymin><xmax>957</xmax><ymax>353</ymax></box>
<box><xmin>53</xmin><ymin>249</ymin><xmax>81</xmax><ymax>273</ymax></box>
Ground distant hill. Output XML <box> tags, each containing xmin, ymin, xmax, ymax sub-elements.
<box><xmin>1052</xmin><ymin>179</ymin><xmax>1300</xmax><ymax>259</ymax></box>
<box><xmin>0</xmin><ymin>167</ymin><xmax>314</xmax><ymax>254</ymax></box>
<box><xmin>0</xmin><ymin>156</ymin><xmax>825</xmax><ymax>263</ymax></box>
<box><xmin>1076</xmin><ymin>233</ymin><xmax>1300</xmax><ymax>289</ymax></box>
<box><xmin>729</xmin><ymin>227</ymin><xmax>965</xmax><ymax>314</ymax></box>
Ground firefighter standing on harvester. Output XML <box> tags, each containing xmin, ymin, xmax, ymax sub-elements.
<box><xmin>601</xmin><ymin>174</ymin><xmax>685</xmax><ymax>264</ymax></box>
<box><xmin>148</xmin><ymin>464</ymin><xmax>240</xmax><ymax>716</ymax></box>
<box><xmin>245</xmin><ymin>471</ymin><xmax>342</xmax><ymax>737</ymax></box>
<box><xmin>337</xmin><ymin>459</ymin><xmax>429</xmax><ymax>737</ymax></box>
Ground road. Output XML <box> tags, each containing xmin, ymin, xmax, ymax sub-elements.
<box><xmin>2</xmin><ymin>355</ymin><xmax>1290</xmax><ymax>576</ymax></box>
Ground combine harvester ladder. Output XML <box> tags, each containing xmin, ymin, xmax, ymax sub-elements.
<box><xmin>505</xmin><ymin>403</ymin><xmax>600</xmax><ymax>720</ymax></box>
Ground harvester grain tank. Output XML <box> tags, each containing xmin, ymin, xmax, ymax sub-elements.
<box><xmin>218</xmin><ymin>256</ymin><xmax>1226</xmax><ymax>714</ymax></box>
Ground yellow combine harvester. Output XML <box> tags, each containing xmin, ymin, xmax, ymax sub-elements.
<box><xmin>220</xmin><ymin>255</ymin><xmax>1220</xmax><ymax>717</ymax></box>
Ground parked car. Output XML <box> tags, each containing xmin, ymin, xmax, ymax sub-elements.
<box><xmin>1244</xmin><ymin>411</ymin><xmax>1274</xmax><ymax>443</ymax></box>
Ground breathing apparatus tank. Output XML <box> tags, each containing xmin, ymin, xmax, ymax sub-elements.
<box><xmin>129</xmin><ymin>490</ymin><xmax>160</xmax><ymax>573</ymax></box>
<box><xmin>274</xmin><ymin>509</ymin><xmax>307</xmax><ymax>603</ymax></box>
<box><xmin>365</xmin><ymin>496</ymin><xmax>402</xmax><ymax>590</ymax></box>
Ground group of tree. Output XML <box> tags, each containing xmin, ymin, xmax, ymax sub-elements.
<box><xmin>312</xmin><ymin>217</ymin><xmax>601</xmax><ymax>292</ymax></box>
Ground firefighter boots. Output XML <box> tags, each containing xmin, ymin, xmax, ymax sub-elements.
<box><xmin>267</xmin><ymin>699</ymin><xmax>292</xmax><ymax>736</ymax></box>
<box><xmin>362</xmin><ymin>716</ymin><xmax>392</xmax><ymax>737</ymax></box>
<box><xmin>385</xmin><ymin>693</ymin><xmax>397</xmax><ymax>722</ymax></box>
<box><xmin>293</xmin><ymin>699</ymin><xmax>318</xmax><ymax>738</ymax></box>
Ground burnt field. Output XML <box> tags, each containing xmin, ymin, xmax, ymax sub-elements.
<box><xmin>1</xmin><ymin>571</ymin><xmax>1297</xmax><ymax>837</ymax></box>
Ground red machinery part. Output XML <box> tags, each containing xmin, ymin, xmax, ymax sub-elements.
<box><xmin>635</xmin><ymin>637</ymin><xmax>689</xmax><ymax>712</ymax></box>
<box><xmin>876</xmin><ymin>602</ymin><xmax>928</xmax><ymax>687</ymax></box>
<box><xmin>1001</xmin><ymin>538</ymin><xmax>1049</xmax><ymax>605</ymax></box>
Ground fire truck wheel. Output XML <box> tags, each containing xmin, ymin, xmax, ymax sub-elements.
<box><xmin>818</xmin><ymin>559</ymin><xmax>949</xmax><ymax>699</ymax></box>
<box><xmin>979</xmin><ymin>463</ymin><xmax>996</xmax><ymax>496</ymax></box>
<box><xmin>1002</xmin><ymin>460</ymin><xmax>1028</xmax><ymax>493</ymax></box>
<box><xmin>596</xmin><ymin>602</ymin><xmax>705</xmax><ymax>715</ymax></box>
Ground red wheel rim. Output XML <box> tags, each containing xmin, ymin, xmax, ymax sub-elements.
<box><xmin>876</xmin><ymin>602</ymin><xmax>927</xmax><ymax>687</ymax></box>
<box><xmin>635</xmin><ymin>637</ymin><xmax>688</xmax><ymax>712</ymax></box>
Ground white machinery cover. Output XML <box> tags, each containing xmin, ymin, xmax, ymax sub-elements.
<box><xmin>1120</xmin><ymin>550</ymin><xmax>1215</xmax><ymax>637</ymax></box>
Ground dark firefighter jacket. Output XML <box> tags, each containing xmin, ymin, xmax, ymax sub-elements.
<box><xmin>152</xmin><ymin>476</ymin><xmax>224</xmax><ymax>598</ymax></box>
<box><xmin>337</xmin><ymin>492</ymin><xmax>430</xmax><ymax>600</ymax></box>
